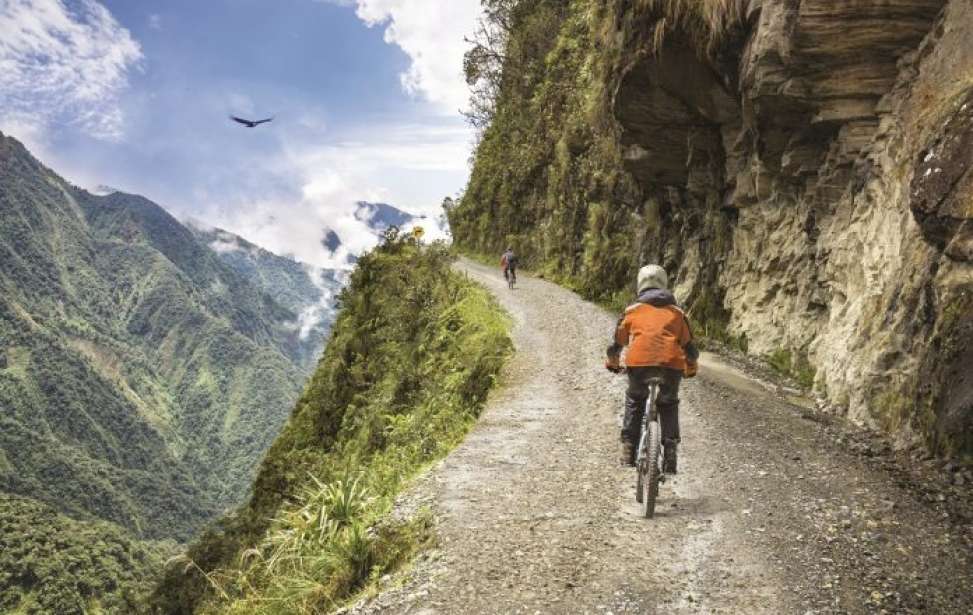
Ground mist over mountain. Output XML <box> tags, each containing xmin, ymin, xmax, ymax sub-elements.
<box><xmin>355</xmin><ymin>201</ymin><xmax>425</xmax><ymax>233</ymax></box>
<box><xmin>189</xmin><ymin>223</ymin><xmax>343</xmax><ymax>366</ymax></box>
<box><xmin>0</xmin><ymin>131</ymin><xmax>338</xmax><ymax>545</ymax></box>
<box><xmin>317</xmin><ymin>201</ymin><xmax>443</xmax><ymax>266</ymax></box>
<box><xmin>90</xmin><ymin>184</ymin><xmax>122</xmax><ymax>196</ymax></box>
<box><xmin>321</xmin><ymin>229</ymin><xmax>342</xmax><ymax>256</ymax></box>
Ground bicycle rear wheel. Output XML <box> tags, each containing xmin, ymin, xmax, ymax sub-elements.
<box><xmin>641</xmin><ymin>421</ymin><xmax>661</xmax><ymax>518</ymax></box>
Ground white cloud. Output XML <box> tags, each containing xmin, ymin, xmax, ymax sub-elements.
<box><xmin>326</xmin><ymin>0</ymin><xmax>482</xmax><ymax>113</ymax></box>
<box><xmin>148</xmin><ymin>13</ymin><xmax>162</xmax><ymax>30</ymax></box>
<box><xmin>199</xmin><ymin>120</ymin><xmax>466</xmax><ymax>270</ymax></box>
<box><xmin>0</xmin><ymin>0</ymin><xmax>142</xmax><ymax>142</ymax></box>
<box><xmin>295</xmin><ymin>265</ymin><xmax>343</xmax><ymax>340</ymax></box>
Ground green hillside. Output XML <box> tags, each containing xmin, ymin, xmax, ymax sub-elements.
<box><xmin>0</xmin><ymin>131</ymin><xmax>322</xmax><ymax>542</ymax></box>
<box><xmin>188</xmin><ymin>224</ymin><xmax>342</xmax><ymax>367</ymax></box>
<box><xmin>448</xmin><ymin>0</ymin><xmax>644</xmax><ymax>309</ymax></box>
<box><xmin>0</xmin><ymin>495</ymin><xmax>170</xmax><ymax>614</ymax></box>
<box><xmin>150</xmin><ymin>238</ymin><xmax>511</xmax><ymax>614</ymax></box>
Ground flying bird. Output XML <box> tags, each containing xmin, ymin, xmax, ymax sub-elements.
<box><xmin>230</xmin><ymin>115</ymin><xmax>274</xmax><ymax>128</ymax></box>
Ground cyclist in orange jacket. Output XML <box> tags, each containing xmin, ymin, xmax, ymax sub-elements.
<box><xmin>606</xmin><ymin>264</ymin><xmax>699</xmax><ymax>472</ymax></box>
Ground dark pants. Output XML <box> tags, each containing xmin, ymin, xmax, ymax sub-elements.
<box><xmin>503</xmin><ymin>266</ymin><xmax>516</xmax><ymax>281</ymax></box>
<box><xmin>622</xmin><ymin>366</ymin><xmax>681</xmax><ymax>448</ymax></box>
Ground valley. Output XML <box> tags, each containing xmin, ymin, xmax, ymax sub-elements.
<box><xmin>1</xmin><ymin>0</ymin><xmax>971</xmax><ymax>613</ymax></box>
<box><xmin>0</xmin><ymin>132</ymin><xmax>341</xmax><ymax>611</ymax></box>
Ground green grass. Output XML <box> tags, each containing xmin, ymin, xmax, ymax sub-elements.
<box><xmin>150</xmin><ymin>239</ymin><xmax>513</xmax><ymax>614</ymax></box>
<box><xmin>767</xmin><ymin>348</ymin><xmax>816</xmax><ymax>389</ymax></box>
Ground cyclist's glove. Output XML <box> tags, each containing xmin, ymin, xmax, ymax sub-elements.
<box><xmin>605</xmin><ymin>343</ymin><xmax>623</xmax><ymax>373</ymax></box>
<box><xmin>684</xmin><ymin>360</ymin><xmax>699</xmax><ymax>378</ymax></box>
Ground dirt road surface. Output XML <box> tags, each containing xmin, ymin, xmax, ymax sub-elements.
<box><xmin>348</xmin><ymin>259</ymin><xmax>972</xmax><ymax>615</ymax></box>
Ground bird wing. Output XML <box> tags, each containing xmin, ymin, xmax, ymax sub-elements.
<box><xmin>230</xmin><ymin>115</ymin><xmax>252</xmax><ymax>125</ymax></box>
<box><xmin>253</xmin><ymin>117</ymin><xmax>274</xmax><ymax>125</ymax></box>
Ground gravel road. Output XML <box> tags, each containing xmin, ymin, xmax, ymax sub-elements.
<box><xmin>348</xmin><ymin>259</ymin><xmax>973</xmax><ymax>615</ymax></box>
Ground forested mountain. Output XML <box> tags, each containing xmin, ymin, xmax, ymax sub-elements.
<box><xmin>0</xmin><ymin>494</ymin><xmax>167</xmax><ymax>613</ymax></box>
<box><xmin>0</xmin><ymin>131</ymin><xmax>335</xmax><ymax>544</ymax></box>
<box><xmin>189</xmin><ymin>224</ymin><xmax>342</xmax><ymax>367</ymax></box>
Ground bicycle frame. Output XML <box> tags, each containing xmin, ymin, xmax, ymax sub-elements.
<box><xmin>636</xmin><ymin>379</ymin><xmax>661</xmax><ymax>467</ymax></box>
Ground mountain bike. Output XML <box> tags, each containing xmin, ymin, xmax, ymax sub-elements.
<box><xmin>505</xmin><ymin>268</ymin><xmax>516</xmax><ymax>290</ymax></box>
<box><xmin>634</xmin><ymin>377</ymin><xmax>664</xmax><ymax>518</ymax></box>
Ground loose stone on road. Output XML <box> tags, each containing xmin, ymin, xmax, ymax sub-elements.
<box><xmin>349</xmin><ymin>259</ymin><xmax>973</xmax><ymax>615</ymax></box>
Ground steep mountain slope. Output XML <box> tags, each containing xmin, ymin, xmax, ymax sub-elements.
<box><xmin>190</xmin><ymin>224</ymin><xmax>342</xmax><ymax>366</ymax></box>
<box><xmin>449</xmin><ymin>0</ymin><xmax>973</xmax><ymax>459</ymax></box>
<box><xmin>0</xmin><ymin>131</ymin><xmax>323</xmax><ymax>542</ymax></box>
<box><xmin>0</xmin><ymin>494</ymin><xmax>167</xmax><ymax>613</ymax></box>
<box><xmin>149</xmin><ymin>241</ymin><xmax>511</xmax><ymax>614</ymax></box>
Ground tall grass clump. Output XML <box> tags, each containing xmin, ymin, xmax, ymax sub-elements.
<box><xmin>636</xmin><ymin>0</ymin><xmax>746</xmax><ymax>55</ymax></box>
<box><xmin>150</xmin><ymin>238</ymin><xmax>512</xmax><ymax>614</ymax></box>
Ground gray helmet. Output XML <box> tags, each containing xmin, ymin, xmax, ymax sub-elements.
<box><xmin>637</xmin><ymin>264</ymin><xmax>668</xmax><ymax>293</ymax></box>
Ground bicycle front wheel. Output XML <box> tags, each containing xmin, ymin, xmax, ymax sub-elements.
<box><xmin>641</xmin><ymin>421</ymin><xmax>661</xmax><ymax>518</ymax></box>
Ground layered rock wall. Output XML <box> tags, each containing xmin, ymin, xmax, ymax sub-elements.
<box><xmin>452</xmin><ymin>0</ymin><xmax>972</xmax><ymax>457</ymax></box>
<box><xmin>623</xmin><ymin>0</ymin><xmax>973</xmax><ymax>454</ymax></box>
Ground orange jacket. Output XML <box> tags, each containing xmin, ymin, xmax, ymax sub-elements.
<box><xmin>610</xmin><ymin>290</ymin><xmax>697</xmax><ymax>370</ymax></box>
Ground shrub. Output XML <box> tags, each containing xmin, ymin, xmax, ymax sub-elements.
<box><xmin>150</xmin><ymin>240</ymin><xmax>512</xmax><ymax>614</ymax></box>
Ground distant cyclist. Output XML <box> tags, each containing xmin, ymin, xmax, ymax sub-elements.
<box><xmin>605</xmin><ymin>264</ymin><xmax>699</xmax><ymax>472</ymax></box>
<box><xmin>500</xmin><ymin>247</ymin><xmax>518</xmax><ymax>286</ymax></box>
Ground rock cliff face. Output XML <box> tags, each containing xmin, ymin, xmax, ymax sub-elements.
<box><xmin>450</xmin><ymin>0</ymin><xmax>972</xmax><ymax>458</ymax></box>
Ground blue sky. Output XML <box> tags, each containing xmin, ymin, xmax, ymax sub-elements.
<box><xmin>0</xmin><ymin>0</ymin><xmax>482</xmax><ymax>267</ymax></box>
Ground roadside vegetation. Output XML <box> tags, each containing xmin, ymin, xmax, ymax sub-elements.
<box><xmin>451</xmin><ymin>1</ymin><xmax>779</xmax><ymax>361</ymax></box>
<box><xmin>150</xmin><ymin>237</ymin><xmax>512</xmax><ymax>614</ymax></box>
